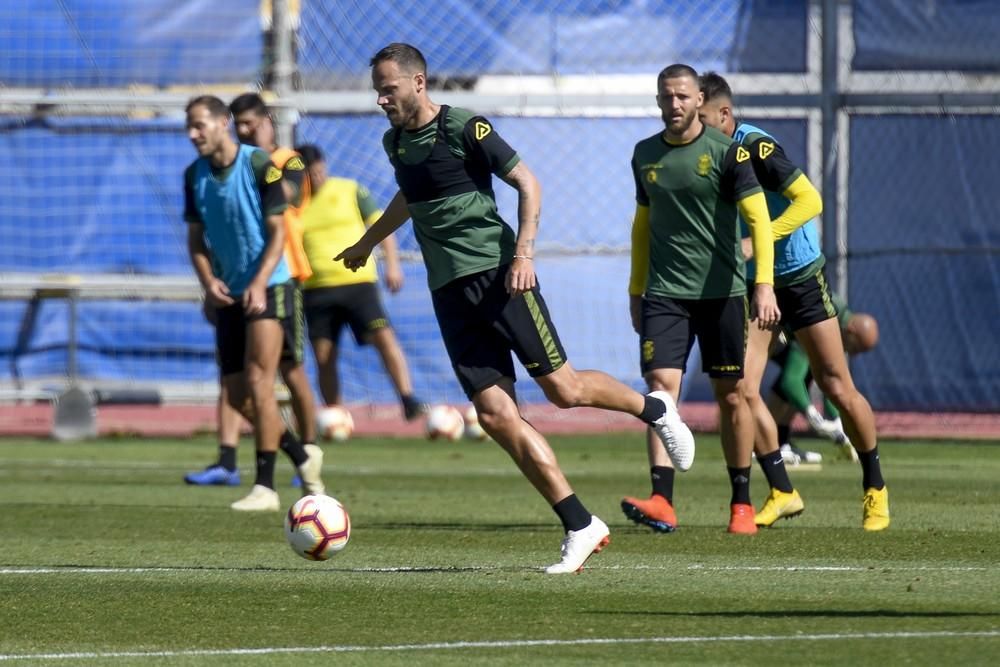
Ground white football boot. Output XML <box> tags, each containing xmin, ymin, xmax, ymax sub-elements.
<box><xmin>230</xmin><ymin>484</ymin><xmax>280</xmax><ymax>511</ymax></box>
<box><xmin>647</xmin><ymin>390</ymin><xmax>696</xmax><ymax>471</ymax></box>
<box><xmin>544</xmin><ymin>516</ymin><xmax>610</xmax><ymax>574</ymax></box>
<box><xmin>297</xmin><ymin>444</ymin><xmax>326</xmax><ymax>496</ymax></box>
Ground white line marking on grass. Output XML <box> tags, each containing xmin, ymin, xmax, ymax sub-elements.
<box><xmin>0</xmin><ymin>563</ymin><xmax>990</xmax><ymax>576</ymax></box>
<box><xmin>681</xmin><ymin>564</ymin><xmax>991</xmax><ymax>572</ymax></box>
<box><xmin>0</xmin><ymin>631</ymin><xmax>997</xmax><ymax>662</ymax></box>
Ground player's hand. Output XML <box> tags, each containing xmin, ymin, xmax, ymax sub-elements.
<box><xmin>383</xmin><ymin>265</ymin><xmax>404</xmax><ymax>293</ymax></box>
<box><xmin>751</xmin><ymin>283</ymin><xmax>781</xmax><ymax>329</ymax></box>
<box><xmin>335</xmin><ymin>241</ymin><xmax>374</xmax><ymax>272</ymax></box>
<box><xmin>629</xmin><ymin>295</ymin><xmax>643</xmax><ymax>334</ymax></box>
<box><xmin>506</xmin><ymin>256</ymin><xmax>536</xmax><ymax>296</ymax></box>
<box><xmin>205</xmin><ymin>278</ymin><xmax>235</xmax><ymax>308</ymax></box>
<box><xmin>741</xmin><ymin>237</ymin><xmax>754</xmax><ymax>261</ymax></box>
<box><xmin>242</xmin><ymin>281</ymin><xmax>267</xmax><ymax>316</ymax></box>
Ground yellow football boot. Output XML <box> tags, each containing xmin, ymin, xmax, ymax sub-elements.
<box><xmin>754</xmin><ymin>488</ymin><xmax>805</xmax><ymax>527</ymax></box>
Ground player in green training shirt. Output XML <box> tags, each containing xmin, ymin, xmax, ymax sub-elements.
<box><xmin>336</xmin><ymin>43</ymin><xmax>694</xmax><ymax>574</ymax></box>
<box><xmin>622</xmin><ymin>64</ymin><xmax>785</xmax><ymax>535</ymax></box>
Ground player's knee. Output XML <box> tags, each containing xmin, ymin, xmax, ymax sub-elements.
<box><xmin>740</xmin><ymin>381</ymin><xmax>763</xmax><ymax>406</ymax></box>
<box><xmin>475</xmin><ymin>400</ymin><xmax>519</xmax><ymax>434</ymax></box>
<box><xmin>243</xmin><ymin>366</ymin><xmax>272</xmax><ymax>396</ymax></box>
<box><xmin>712</xmin><ymin>380</ymin><xmax>744</xmax><ymax>410</ymax></box>
<box><xmin>815</xmin><ymin>373</ymin><xmax>851</xmax><ymax>406</ymax></box>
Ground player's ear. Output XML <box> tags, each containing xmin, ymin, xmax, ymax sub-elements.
<box><xmin>413</xmin><ymin>71</ymin><xmax>425</xmax><ymax>93</ymax></box>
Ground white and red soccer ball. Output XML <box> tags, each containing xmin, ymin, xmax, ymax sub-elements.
<box><xmin>425</xmin><ymin>404</ymin><xmax>465</xmax><ymax>441</ymax></box>
<box><xmin>317</xmin><ymin>405</ymin><xmax>354</xmax><ymax>442</ymax></box>
<box><xmin>284</xmin><ymin>494</ymin><xmax>351</xmax><ymax>561</ymax></box>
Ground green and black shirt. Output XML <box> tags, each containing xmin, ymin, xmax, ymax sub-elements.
<box><xmin>382</xmin><ymin>106</ymin><xmax>520</xmax><ymax>290</ymax></box>
<box><xmin>631</xmin><ymin>125</ymin><xmax>762</xmax><ymax>299</ymax></box>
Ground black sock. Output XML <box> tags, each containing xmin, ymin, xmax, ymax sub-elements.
<box><xmin>727</xmin><ymin>466</ymin><xmax>752</xmax><ymax>505</ymax></box>
<box><xmin>638</xmin><ymin>395</ymin><xmax>667</xmax><ymax>424</ymax></box>
<box><xmin>858</xmin><ymin>445</ymin><xmax>885</xmax><ymax>490</ymax></box>
<box><xmin>756</xmin><ymin>450</ymin><xmax>794</xmax><ymax>493</ymax></box>
<box><xmin>650</xmin><ymin>466</ymin><xmax>675</xmax><ymax>503</ymax></box>
<box><xmin>777</xmin><ymin>423</ymin><xmax>791</xmax><ymax>445</ymax></box>
<box><xmin>279</xmin><ymin>430</ymin><xmax>308</xmax><ymax>467</ymax></box>
<box><xmin>254</xmin><ymin>451</ymin><xmax>277</xmax><ymax>489</ymax></box>
<box><xmin>217</xmin><ymin>444</ymin><xmax>237</xmax><ymax>472</ymax></box>
<box><xmin>553</xmin><ymin>494</ymin><xmax>592</xmax><ymax>533</ymax></box>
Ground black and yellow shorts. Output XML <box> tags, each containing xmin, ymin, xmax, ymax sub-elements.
<box><xmin>640</xmin><ymin>294</ymin><xmax>748</xmax><ymax>379</ymax></box>
<box><xmin>303</xmin><ymin>282</ymin><xmax>390</xmax><ymax>346</ymax></box>
<box><xmin>751</xmin><ymin>267</ymin><xmax>838</xmax><ymax>332</ymax></box>
<box><xmin>214</xmin><ymin>280</ymin><xmax>304</xmax><ymax>376</ymax></box>
<box><xmin>431</xmin><ymin>264</ymin><xmax>567</xmax><ymax>399</ymax></box>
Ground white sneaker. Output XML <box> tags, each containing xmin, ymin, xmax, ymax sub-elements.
<box><xmin>647</xmin><ymin>391</ymin><xmax>695</xmax><ymax>472</ymax></box>
<box><xmin>230</xmin><ymin>484</ymin><xmax>280</xmax><ymax>511</ymax></box>
<box><xmin>781</xmin><ymin>443</ymin><xmax>822</xmax><ymax>465</ymax></box>
<box><xmin>544</xmin><ymin>516</ymin><xmax>610</xmax><ymax>574</ymax></box>
<box><xmin>297</xmin><ymin>444</ymin><xmax>326</xmax><ymax>496</ymax></box>
<box><xmin>780</xmin><ymin>443</ymin><xmax>802</xmax><ymax>465</ymax></box>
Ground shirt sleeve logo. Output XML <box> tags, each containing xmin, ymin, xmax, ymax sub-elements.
<box><xmin>736</xmin><ymin>146</ymin><xmax>751</xmax><ymax>163</ymax></box>
<box><xmin>285</xmin><ymin>156</ymin><xmax>305</xmax><ymax>171</ymax></box>
<box><xmin>645</xmin><ymin>169</ymin><xmax>657</xmax><ymax>184</ymax></box>
<box><xmin>697</xmin><ymin>153</ymin><xmax>712</xmax><ymax>176</ymax></box>
<box><xmin>758</xmin><ymin>141</ymin><xmax>775</xmax><ymax>160</ymax></box>
<box><xmin>474</xmin><ymin>121</ymin><xmax>492</xmax><ymax>140</ymax></box>
<box><xmin>265</xmin><ymin>165</ymin><xmax>283</xmax><ymax>184</ymax></box>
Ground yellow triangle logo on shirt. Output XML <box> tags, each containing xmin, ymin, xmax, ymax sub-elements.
<box><xmin>265</xmin><ymin>166</ymin><xmax>282</xmax><ymax>184</ymax></box>
<box><xmin>475</xmin><ymin>121</ymin><xmax>492</xmax><ymax>140</ymax></box>
<box><xmin>736</xmin><ymin>146</ymin><xmax>751</xmax><ymax>163</ymax></box>
<box><xmin>758</xmin><ymin>141</ymin><xmax>775</xmax><ymax>160</ymax></box>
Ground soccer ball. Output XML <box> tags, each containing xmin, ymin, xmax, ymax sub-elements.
<box><xmin>425</xmin><ymin>404</ymin><xmax>464</xmax><ymax>441</ymax></box>
<box><xmin>463</xmin><ymin>404</ymin><xmax>488</xmax><ymax>440</ymax></box>
<box><xmin>284</xmin><ymin>494</ymin><xmax>351</xmax><ymax>561</ymax></box>
<box><xmin>317</xmin><ymin>405</ymin><xmax>354</xmax><ymax>442</ymax></box>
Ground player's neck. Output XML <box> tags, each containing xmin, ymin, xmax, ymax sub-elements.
<box><xmin>210</xmin><ymin>140</ymin><xmax>239</xmax><ymax>168</ymax></box>
<box><xmin>406</xmin><ymin>101</ymin><xmax>441</xmax><ymax>130</ymax></box>
<box><xmin>665</xmin><ymin>118</ymin><xmax>704</xmax><ymax>145</ymax></box>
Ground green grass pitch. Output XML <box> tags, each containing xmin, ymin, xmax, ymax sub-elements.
<box><xmin>1</xmin><ymin>434</ymin><xmax>998</xmax><ymax>665</ymax></box>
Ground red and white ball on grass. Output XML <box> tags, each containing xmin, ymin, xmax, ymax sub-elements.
<box><xmin>317</xmin><ymin>405</ymin><xmax>354</xmax><ymax>442</ymax></box>
<box><xmin>425</xmin><ymin>404</ymin><xmax>465</xmax><ymax>441</ymax></box>
<box><xmin>284</xmin><ymin>494</ymin><xmax>351</xmax><ymax>561</ymax></box>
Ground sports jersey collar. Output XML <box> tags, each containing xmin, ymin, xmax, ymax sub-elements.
<box><xmin>404</xmin><ymin>107</ymin><xmax>444</xmax><ymax>134</ymax></box>
<box><xmin>661</xmin><ymin>122</ymin><xmax>706</xmax><ymax>147</ymax></box>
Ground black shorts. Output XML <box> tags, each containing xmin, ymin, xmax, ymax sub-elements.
<box><xmin>750</xmin><ymin>268</ymin><xmax>837</xmax><ymax>332</ymax></box>
<box><xmin>303</xmin><ymin>282</ymin><xmax>390</xmax><ymax>345</ymax></box>
<box><xmin>640</xmin><ymin>294</ymin><xmax>747</xmax><ymax>378</ymax></box>
<box><xmin>431</xmin><ymin>264</ymin><xmax>567</xmax><ymax>399</ymax></box>
<box><xmin>214</xmin><ymin>280</ymin><xmax>304</xmax><ymax>376</ymax></box>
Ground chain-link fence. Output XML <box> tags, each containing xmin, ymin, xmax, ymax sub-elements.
<box><xmin>0</xmin><ymin>0</ymin><xmax>997</xmax><ymax>414</ymax></box>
